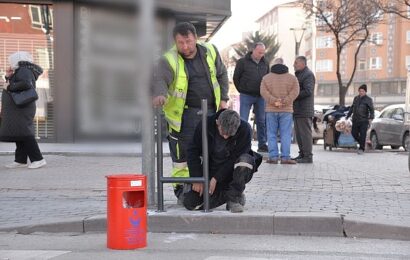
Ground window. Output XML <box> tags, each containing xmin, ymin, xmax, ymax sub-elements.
<box><xmin>380</xmin><ymin>108</ymin><xmax>394</xmax><ymax>119</ymax></box>
<box><xmin>400</xmin><ymin>81</ymin><xmax>406</xmax><ymax>95</ymax></box>
<box><xmin>393</xmin><ymin>108</ymin><xmax>404</xmax><ymax>117</ymax></box>
<box><xmin>316</xmin><ymin>59</ymin><xmax>333</xmax><ymax>72</ymax></box>
<box><xmin>406</xmin><ymin>56</ymin><xmax>410</xmax><ymax>70</ymax></box>
<box><xmin>358</xmin><ymin>59</ymin><xmax>366</xmax><ymax>71</ymax></box>
<box><xmin>29</xmin><ymin>5</ymin><xmax>42</xmax><ymax>28</ymax></box>
<box><xmin>317</xmin><ymin>84</ymin><xmax>338</xmax><ymax>97</ymax></box>
<box><xmin>370</xmin><ymin>32</ymin><xmax>383</xmax><ymax>45</ymax></box>
<box><xmin>29</xmin><ymin>5</ymin><xmax>53</xmax><ymax>30</ymax></box>
<box><xmin>36</xmin><ymin>48</ymin><xmax>50</xmax><ymax>70</ymax></box>
<box><xmin>316</xmin><ymin>36</ymin><xmax>333</xmax><ymax>48</ymax></box>
<box><xmin>372</xmin><ymin>82</ymin><xmax>399</xmax><ymax>96</ymax></box>
<box><xmin>407</xmin><ymin>31</ymin><xmax>410</xmax><ymax>44</ymax></box>
<box><xmin>369</xmin><ymin>57</ymin><xmax>382</xmax><ymax>70</ymax></box>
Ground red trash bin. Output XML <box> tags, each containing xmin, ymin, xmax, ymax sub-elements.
<box><xmin>106</xmin><ymin>174</ymin><xmax>147</xmax><ymax>250</ymax></box>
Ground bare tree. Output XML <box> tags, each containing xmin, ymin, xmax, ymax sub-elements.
<box><xmin>301</xmin><ymin>0</ymin><xmax>383</xmax><ymax>106</ymax></box>
<box><xmin>376</xmin><ymin>0</ymin><xmax>410</xmax><ymax>19</ymax></box>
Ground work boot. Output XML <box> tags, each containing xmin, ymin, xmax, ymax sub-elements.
<box><xmin>296</xmin><ymin>156</ymin><xmax>313</xmax><ymax>164</ymax></box>
<box><xmin>291</xmin><ymin>153</ymin><xmax>303</xmax><ymax>160</ymax></box>
<box><xmin>226</xmin><ymin>201</ymin><xmax>244</xmax><ymax>213</ymax></box>
<box><xmin>257</xmin><ymin>144</ymin><xmax>268</xmax><ymax>153</ymax></box>
<box><xmin>226</xmin><ymin>194</ymin><xmax>246</xmax><ymax>211</ymax></box>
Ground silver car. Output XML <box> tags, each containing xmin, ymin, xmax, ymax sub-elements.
<box><xmin>369</xmin><ymin>104</ymin><xmax>410</xmax><ymax>151</ymax></box>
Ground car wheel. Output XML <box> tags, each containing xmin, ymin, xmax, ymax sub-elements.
<box><xmin>403</xmin><ymin>133</ymin><xmax>410</xmax><ymax>152</ymax></box>
<box><xmin>391</xmin><ymin>145</ymin><xmax>400</xmax><ymax>150</ymax></box>
<box><xmin>371</xmin><ymin>133</ymin><xmax>383</xmax><ymax>150</ymax></box>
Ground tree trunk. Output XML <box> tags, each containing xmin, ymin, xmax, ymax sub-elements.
<box><xmin>339</xmin><ymin>86</ymin><xmax>347</xmax><ymax>106</ymax></box>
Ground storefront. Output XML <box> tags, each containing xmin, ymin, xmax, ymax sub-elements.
<box><xmin>0</xmin><ymin>0</ymin><xmax>231</xmax><ymax>142</ymax></box>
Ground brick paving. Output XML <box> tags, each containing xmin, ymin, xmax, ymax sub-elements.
<box><xmin>0</xmin><ymin>144</ymin><xmax>409</xmax><ymax>229</ymax></box>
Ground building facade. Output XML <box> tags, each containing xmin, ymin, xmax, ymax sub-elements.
<box><xmin>256</xmin><ymin>1</ymin><xmax>314</xmax><ymax>73</ymax></box>
<box><xmin>257</xmin><ymin>1</ymin><xmax>409</xmax><ymax>109</ymax></box>
<box><xmin>314</xmin><ymin>11</ymin><xmax>409</xmax><ymax>108</ymax></box>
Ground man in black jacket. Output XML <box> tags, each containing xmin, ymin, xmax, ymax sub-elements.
<box><xmin>346</xmin><ymin>84</ymin><xmax>375</xmax><ymax>154</ymax></box>
<box><xmin>293</xmin><ymin>56</ymin><xmax>316</xmax><ymax>163</ymax></box>
<box><xmin>183</xmin><ymin>109</ymin><xmax>262</xmax><ymax>213</ymax></box>
<box><xmin>233</xmin><ymin>43</ymin><xmax>269</xmax><ymax>153</ymax></box>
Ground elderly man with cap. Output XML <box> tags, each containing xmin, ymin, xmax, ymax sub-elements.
<box><xmin>183</xmin><ymin>109</ymin><xmax>262</xmax><ymax>213</ymax></box>
<box><xmin>346</xmin><ymin>84</ymin><xmax>375</xmax><ymax>154</ymax></box>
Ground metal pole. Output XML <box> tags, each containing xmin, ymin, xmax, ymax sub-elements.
<box><xmin>156</xmin><ymin>109</ymin><xmax>164</xmax><ymax>212</ymax></box>
<box><xmin>137</xmin><ymin>0</ymin><xmax>156</xmax><ymax>206</ymax></box>
<box><xmin>201</xmin><ymin>99</ymin><xmax>210</xmax><ymax>212</ymax></box>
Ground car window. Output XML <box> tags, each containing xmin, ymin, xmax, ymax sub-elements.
<box><xmin>380</xmin><ymin>108</ymin><xmax>394</xmax><ymax>119</ymax></box>
<box><xmin>392</xmin><ymin>108</ymin><xmax>404</xmax><ymax>117</ymax></box>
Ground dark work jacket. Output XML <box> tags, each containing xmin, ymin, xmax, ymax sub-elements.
<box><xmin>233</xmin><ymin>52</ymin><xmax>269</xmax><ymax>96</ymax></box>
<box><xmin>347</xmin><ymin>95</ymin><xmax>375</xmax><ymax>122</ymax></box>
<box><xmin>0</xmin><ymin>61</ymin><xmax>43</xmax><ymax>141</ymax></box>
<box><xmin>187</xmin><ymin>110</ymin><xmax>263</xmax><ymax>185</ymax></box>
<box><xmin>294</xmin><ymin>67</ymin><xmax>315</xmax><ymax>118</ymax></box>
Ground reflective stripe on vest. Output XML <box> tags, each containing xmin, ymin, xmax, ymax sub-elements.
<box><xmin>163</xmin><ymin>43</ymin><xmax>221</xmax><ymax>132</ymax></box>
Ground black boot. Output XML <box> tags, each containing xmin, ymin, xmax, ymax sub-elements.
<box><xmin>291</xmin><ymin>153</ymin><xmax>304</xmax><ymax>160</ymax></box>
<box><xmin>296</xmin><ymin>156</ymin><xmax>313</xmax><ymax>164</ymax></box>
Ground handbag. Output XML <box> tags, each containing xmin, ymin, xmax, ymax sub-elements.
<box><xmin>10</xmin><ymin>87</ymin><xmax>38</xmax><ymax>107</ymax></box>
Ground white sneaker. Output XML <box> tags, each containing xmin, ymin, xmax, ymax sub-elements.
<box><xmin>28</xmin><ymin>159</ymin><xmax>47</xmax><ymax>169</ymax></box>
<box><xmin>5</xmin><ymin>162</ymin><xmax>28</xmax><ymax>168</ymax></box>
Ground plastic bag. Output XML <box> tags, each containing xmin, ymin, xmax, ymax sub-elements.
<box><xmin>335</xmin><ymin>116</ymin><xmax>352</xmax><ymax>134</ymax></box>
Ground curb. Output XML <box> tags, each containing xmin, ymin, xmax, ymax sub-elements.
<box><xmin>1</xmin><ymin>212</ymin><xmax>409</xmax><ymax>241</ymax></box>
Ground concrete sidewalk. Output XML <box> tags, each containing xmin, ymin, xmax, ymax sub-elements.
<box><xmin>0</xmin><ymin>142</ymin><xmax>170</xmax><ymax>156</ymax></box>
<box><xmin>0</xmin><ymin>143</ymin><xmax>409</xmax><ymax>240</ymax></box>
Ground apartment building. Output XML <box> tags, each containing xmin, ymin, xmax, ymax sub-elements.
<box><xmin>314</xmin><ymin>11</ymin><xmax>410</xmax><ymax>108</ymax></box>
<box><xmin>256</xmin><ymin>1</ymin><xmax>314</xmax><ymax>73</ymax></box>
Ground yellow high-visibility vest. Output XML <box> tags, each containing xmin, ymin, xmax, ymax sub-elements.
<box><xmin>163</xmin><ymin>43</ymin><xmax>221</xmax><ymax>132</ymax></box>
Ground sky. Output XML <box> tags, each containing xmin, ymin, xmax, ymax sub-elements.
<box><xmin>210</xmin><ymin>0</ymin><xmax>295</xmax><ymax>50</ymax></box>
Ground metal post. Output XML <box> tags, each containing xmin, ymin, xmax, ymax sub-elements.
<box><xmin>156</xmin><ymin>109</ymin><xmax>164</xmax><ymax>212</ymax></box>
<box><xmin>137</xmin><ymin>0</ymin><xmax>156</xmax><ymax>206</ymax></box>
<box><xmin>201</xmin><ymin>99</ymin><xmax>210</xmax><ymax>212</ymax></box>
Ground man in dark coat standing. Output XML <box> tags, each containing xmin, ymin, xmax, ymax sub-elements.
<box><xmin>233</xmin><ymin>43</ymin><xmax>269</xmax><ymax>153</ymax></box>
<box><xmin>346</xmin><ymin>84</ymin><xmax>375</xmax><ymax>154</ymax></box>
<box><xmin>292</xmin><ymin>56</ymin><xmax>315</xmax><ymax>163</ymax></box>
<box><xmin>183</xmin><ymin>109</ymin><xmax>262</xmax><ymax>213</ymax></box>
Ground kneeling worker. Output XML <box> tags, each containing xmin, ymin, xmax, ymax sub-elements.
<box><xmin>183</xmin><ymin>109</ymin><xmax>262</xmax><ymax>213</ymax></box>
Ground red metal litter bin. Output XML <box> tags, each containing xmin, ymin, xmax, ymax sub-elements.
<box><xmin>106</xmin><ymin>174</ymin><xmax>147</xmax><ymax>250</ymax></box>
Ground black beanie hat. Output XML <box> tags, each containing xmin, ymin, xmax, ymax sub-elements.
<box><xmin>359</xmin><ymin>84</ymin><xmax>367</xmax><ymax>92</ymax></box>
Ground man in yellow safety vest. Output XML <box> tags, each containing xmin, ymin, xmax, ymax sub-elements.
<box><xmin>153</xmin><ymin>22</ymin><xmax>229</xmax><ymax>204</ymax></box>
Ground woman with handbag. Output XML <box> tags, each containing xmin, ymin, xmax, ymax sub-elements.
<box><xmin>0</xmin><ymin>51</ymin><xmax>46</xmax><ymax>169</ymax></box>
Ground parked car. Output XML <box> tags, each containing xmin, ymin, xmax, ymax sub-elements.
<box><xmin>369</xmin><ymin>104</ymin><xmax>410</xmax><ymax>151</ymax></box>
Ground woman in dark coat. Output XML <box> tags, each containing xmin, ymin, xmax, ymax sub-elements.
<box><xmin>0</xmin><ymin>51</ymin><xmax>46</xmax><ymax>169</ymax></box>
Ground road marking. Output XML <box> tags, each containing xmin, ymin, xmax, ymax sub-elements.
<box><xmin>0</xmin><ymin>250</ymin><xmax>70</xmax><ymax>260</ymax></box>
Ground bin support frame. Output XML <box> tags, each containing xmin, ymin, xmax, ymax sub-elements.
<box><xmin>156</xmin><ymin>99</ymin><xmax>210</xmax><ymax>212</ymax></box>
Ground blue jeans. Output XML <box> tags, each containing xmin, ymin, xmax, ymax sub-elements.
<box><xmin>266</xmin><ymin>112</ymin><xmax>293</xmax><ymax>160</ymax></box>
<box><xmin>239</xmin><ymin>94</ymin><xmax>267</xmax><ymax>148</ymax></box>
